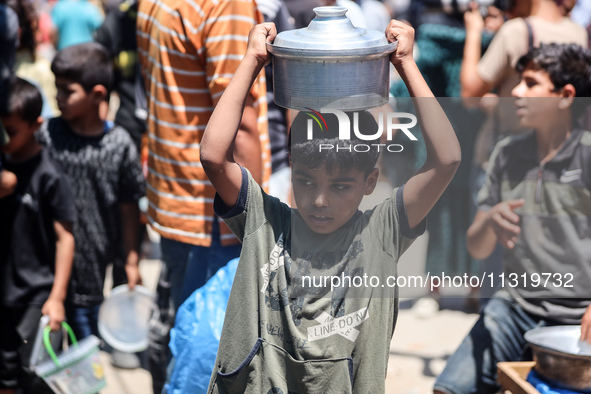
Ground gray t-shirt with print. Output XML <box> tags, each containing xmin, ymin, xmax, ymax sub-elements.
<box><xmin>208</xmin><ymin>168</ymin><xmax>425</xmax><ymax>393</ymax></box>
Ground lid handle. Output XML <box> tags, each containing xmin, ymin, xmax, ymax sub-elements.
<box><xmin>313</xmin><ymin>6</ymin><xmax>348</xmax><ymax>19</ymax></box>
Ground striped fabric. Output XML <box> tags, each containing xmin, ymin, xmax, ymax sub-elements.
<box><xmin>137</xmin><ymin>0</ymin><xmax>271</xmax><ymax>246</ymax></box>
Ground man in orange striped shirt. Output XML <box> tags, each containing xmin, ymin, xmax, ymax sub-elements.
<box><xmin>137</xmin><ymin>0</ymin><xmax>270</xmax><ymax>390</ymax></box>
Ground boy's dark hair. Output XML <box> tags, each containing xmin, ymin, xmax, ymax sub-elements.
<box><xmin>51</xmin><ymin>42</ymin><xmax>114</xmax><ymax>93</ymax></box>
<box><xmin>515</xmin><ymin>44</ymin><xmax>591</xmax><ymax>118</ymax></box>
<box><xmin>0</xmin><ymin>76</ymin><xmax>42</xmax><ymax>124</ymax></box>
<box><xmin>288</xmin><ymin>110</ymin><xmax>380</xmax><ymax>176</ymax></box>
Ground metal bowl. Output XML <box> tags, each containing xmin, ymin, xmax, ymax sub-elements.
<box><xmin>524</xmin><ymin>325</ymin><xmax>591</xmax><ymax>390</ymax></box>
<box><xmin>267</xmin><ymin>6</ymin><xmax>397</xmax><ymax>111</ymax></box>
<box><xmin>98</xmin><ymin>285</ymin><xmax>155</xmax><ymax>352</ymax></box>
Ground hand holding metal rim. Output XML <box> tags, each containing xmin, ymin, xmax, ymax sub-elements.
<box><xmin>267</xmin><ymin>6</ymin><xmax>398</xmax><ymax>111</ymax></box>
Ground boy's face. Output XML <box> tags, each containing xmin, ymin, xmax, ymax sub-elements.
<box><xmin>55</xmin><ymin>77</ymin><xmax>100</xmax><ymax>121</ymax></box>
<box><xmin>0</xmin><ymin>114</ymin><xmax>42</xmax><ymax>157</ymax></box>
<box><xmin>511</xmin><ymin>68</ymin><xmax>568</xmax><ymax>128</ymax></box>
<box><xmin>292</xmin><ymin>162</ymin><xmax>378</xmax><ymax>234</ymax></box>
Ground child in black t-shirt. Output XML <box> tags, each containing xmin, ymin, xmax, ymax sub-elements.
<box><xmin>0</xmin><ymin>76</ymin><xmax>76</xmax><ymax>393</ymax></box>
<box><xmin>37</xmin><ymin>42</ymin><xmax>145</xmax><ymax>340</ymax></box>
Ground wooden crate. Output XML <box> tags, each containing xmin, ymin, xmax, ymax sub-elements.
<box><xmin>497</xmin><ymin>361</ymin><xmax>540</xmax><ymax>394</ymax></box>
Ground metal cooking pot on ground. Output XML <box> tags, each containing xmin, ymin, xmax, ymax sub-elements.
<box><xmin>524</xmin><ymin>325</ymin><xmax>591</xmax><ymax>390</ymax></box>
<box><xmin>267</xmin><ymin>6</ymin><xmax>397</xmax><ymax>111</ymax></box>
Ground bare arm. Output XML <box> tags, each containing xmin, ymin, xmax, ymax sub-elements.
<box><xmin>460</xmin><ymin>6</ymin><xmax>493</xmax><ymax>98</ymax></box>
<box><xmin>42</xmin><ymin>221</ymin><xmax>74</xmax><ymax>331</ymax></box>
<box><xmin>201</xmin><ymin>23</ymin><xmax>277</xmax><ymax>208</ymax></box>
<box><xmin>120</xmin><ymin>202</ymin><xmax>141</xmax><ymax>290</ymax></box>
<box><xmin>466</xmin><ymin>210</ymin><xmax>498</xmax><ymax>259</ymax></box>
<box><xmin>234</xmin><ymin>102</ymin><xmax>263</xmax><ymax>184</ymax></box>
<box><xmin>466</xmin><ymin>199</ymin><xmax>524</xmax><ymax>259</ymax></box>
<box><xmin>387</xmin><ymin>21</ymin><xmax>461</xmax><ymax>230</ymax></box>
<box><xmin>581</xmin><ymin>305</ymin><xmax>591</xmax><ymax>344</ymax></box>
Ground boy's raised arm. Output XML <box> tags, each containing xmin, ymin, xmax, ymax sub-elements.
<box><xmin>200</xmin><ymin>23</ymin><xmax>277</xmax><ymax>208</ymax></box>
<box><xmin>387</xmin><ymin>20</ymin><xmax>461</xmax><ymax>229</ymax></box>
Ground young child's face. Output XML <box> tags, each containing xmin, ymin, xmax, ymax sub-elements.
<box><xmin>55</xmin><ymin>77</ymin><xmax>97</xmax><ymax>122</ymax></box>
<box><xmin>0</xmin><ymin>113</ymin><xmax>41</xmax><ymax>157</ymax></box>
<box><xmin>511</xmin><ymin>68</ymin><xmax>565</xmax><ymax>128</ymax></box>
<box><xmin>291</xmin><ymin>162</ymin><xmax>378</xmax><ymax>234</ymax></box>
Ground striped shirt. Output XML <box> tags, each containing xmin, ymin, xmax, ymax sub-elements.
<box><xmin>137</xmin><ymin>0</ymin><xmax>271</xmax><ymax>246</ymax></box>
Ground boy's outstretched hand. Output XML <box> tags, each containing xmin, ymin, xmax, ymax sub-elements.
<box><xmin>487</xmin><ymin>199</ymin><xmax>524</xmax><ymax>250</ymax></box>
<box><xmin>386</xmin><ymin>20</ymin><xmax>415</xmax><ymax>67</ymax></box>
<box><xmin>246</xmin><ymin>22</ymin><xmax>277</xmax><ymax>67</ymax></box>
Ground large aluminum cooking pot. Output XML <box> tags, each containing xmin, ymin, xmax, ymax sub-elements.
<box><xmin>524</xmin><ymin>325</ymin><xmax>591</xmax><ymax>390</ymax></box>
<box><xmin>267</xmin><ymin>6</ymin><xmax>397</xmax><ymax>111</ymax></box>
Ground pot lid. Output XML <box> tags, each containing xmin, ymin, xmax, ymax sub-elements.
<box><xmin>269</xmin><ymin>6</ymin><xmax>396</xmax><ymax>57</ymax></box>
<box><xmin>525</xmin><ymin>325</ymin><xmax>591</xmax><ymax>358</ymax></box>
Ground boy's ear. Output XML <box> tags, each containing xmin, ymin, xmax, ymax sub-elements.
<box><xmin>364</xmin><ymin>167</ymin><xmax>379</xmax><ymax>195</ymax></box>
<box><xmin>26</xmin><ymin>116</ymin><xmax>43</xmax><ymax>133</ymax></box>
<box><xmin>91</xmin><ymin>85</ymin><xmax>108</xmax><ymax>103</ymax></box>
<box><xmin>33</xmin><ymin>116</ymin><xmax>43</xmax><ymax>130</ymax></box>
<box><xmin>558</xmin><ymin>84</ymin><xmax>576</xmax><ymax>110</ymax></box>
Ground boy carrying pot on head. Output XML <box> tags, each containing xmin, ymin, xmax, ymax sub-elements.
<box><xmin>201</xmin><ymin>20</ymin><xmax>461</xmax><ymax>393</ymax></box>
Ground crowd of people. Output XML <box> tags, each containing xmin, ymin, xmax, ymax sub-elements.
<box><xmin>1</xmin><ymin>0</ymin><xmax>591</xmax><ymax>393</ymax></box>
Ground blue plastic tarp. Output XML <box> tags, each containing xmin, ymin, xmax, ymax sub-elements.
<box><xmin>166</xmin><ymin>258</ymin><xmax>239</xmax><ymax>393</ymax></box>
